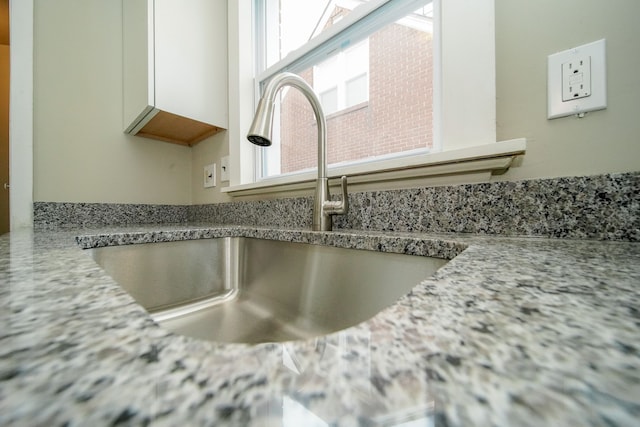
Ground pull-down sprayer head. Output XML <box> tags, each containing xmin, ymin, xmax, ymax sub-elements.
<box><xmin>247</xmin><ymin>72</ymin><xmax>326</xmax><ymax>150</ymax></box>
<box><xmin>246</xmin><ymin>95</ymin><xmax>275</xmax><ymax>147</ymax></box>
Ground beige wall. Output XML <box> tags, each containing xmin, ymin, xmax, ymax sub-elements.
<box><xmin>216</xmin><ymin>0</ymin><xmax>640</xmax><ymax>202</ymax></box>
<box><xmin>191</xmin><ymin>131</ymin><xmax>232</xmax><ymax>205</ymax></box>
<box><xmin>33</xmin><ymin>0</ymin><xmax>194</xmax><ymax>205</ymax></box>
<box><xmin>494</xmin><ymin>0</ymin><xmax>640</xmax><ymax>181</ymax></box>
<box><xmin>30</xmin><ymin>0</ymin><xmax>640</xmax><ymax>207</ymax></box>
<box><xmin>195</xmin><ymin>0</ymin><xmax>640</xmax><ymax>203</ymax></box>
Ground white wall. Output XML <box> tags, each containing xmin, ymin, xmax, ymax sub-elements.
<box><xmin>494</xmin><ymin>0</ymin><xmax>640</xmax><ymax>181</ymax></box>
<box><xmin>33</xmin><ymin>0</ymin><xmax>193</xmax><ymax>205</ymax></box>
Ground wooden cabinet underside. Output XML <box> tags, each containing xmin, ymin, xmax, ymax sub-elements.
<box><xmin>134</xmin><ymin>110</ymin><xmax>224</xmax><ymax>146</ymax></box>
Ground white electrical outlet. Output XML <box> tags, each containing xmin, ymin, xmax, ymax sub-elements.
<box><xmin>547</xmin><ymin>39</ymin><xmax>607</xmax><ymax>119</ymax></box>
<box><xmin>220</xmin><ymin>156</ymin><xmax>229</xmax><ymax>182</ymax></box>
<box><xmin>562</xmin><ymin>56</ymin><xmax>591</xmax><ymax>101</ymax></box>
<box><xmin>204</xmin><ymin>164</ymin><xmax>216</xmax><ymax>188</ymax></box>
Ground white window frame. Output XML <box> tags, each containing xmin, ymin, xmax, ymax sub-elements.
<box><xmin>224</xmin><ymin>0</ymin><xmax>526</xmax><ymax>196</ymax></box>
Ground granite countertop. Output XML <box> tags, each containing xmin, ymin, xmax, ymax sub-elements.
<box><xmin>1</xmin><ymin>225</ymin><xmax>639</xmax><ymax>426</ymax></box>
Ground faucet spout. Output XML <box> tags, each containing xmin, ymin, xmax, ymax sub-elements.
<box><xmin>247</xmin><ymin>72</ymin><xmax>348</xmax><ymax>231</ymax></box>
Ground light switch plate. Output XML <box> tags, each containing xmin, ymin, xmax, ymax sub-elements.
<box><xmin>204</xmin><ymin>163</ymin><xmax>216</xmax><ymax>188</ymax></box>
<box><xmin>548</xmin><ymin>39</ymin><xmax>607</xmax><ymax>119</ymax></box>
<box><xmin>220</xmin><ymin>156</ymin><xmax>229</xmax><ymax>182</ymax></box>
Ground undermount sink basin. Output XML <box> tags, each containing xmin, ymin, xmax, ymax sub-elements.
<box><xmin>88</xmin><ymin>237</ymin><xmax>447</xmax><ymax>343</ymax></box>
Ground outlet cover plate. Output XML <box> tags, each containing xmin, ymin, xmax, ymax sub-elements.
<box><xmin>220</xmin><ymin>156</ymin><xmax>229</xmax><ymax>182</ymax></box>
<box><xmin>548</xmin><ymin>39</ymin><xmax>607</xmax><ymax>119</ymax></box>
<box><xmin>204</xmin><ymin>164</ymin><xmax>216</xmax><ymax>188</ymax></box>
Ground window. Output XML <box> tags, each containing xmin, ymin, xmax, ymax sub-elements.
<box><xmin>314</xmin><ymin>39</ymin><xmax>369</xmax><ymax>115</ymax></box>
<box><xmin>224</xmin><ymin>0</ymin><xmax>523</xmax><ymax>194</ymax></box>
<box><xmin>255</xmin><ymin>0</ymin><xmax>435</xmax><ymax>178</ymax></box>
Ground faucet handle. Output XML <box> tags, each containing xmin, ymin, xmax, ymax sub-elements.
<box><xmin>338</xmin><ymin>175</ymin><xmax>349</xmax><ymax>214</ymax></box>
<box><xmin>324</xmin><ymin>176</ymin><xmax>349</xmax><ymax>215</ymax></box>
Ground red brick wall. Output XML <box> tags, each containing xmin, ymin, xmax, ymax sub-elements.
<box><xmin>279</xmin><ymin>21</ymin><xmax>433</xmax><ymax>173</ymax></box>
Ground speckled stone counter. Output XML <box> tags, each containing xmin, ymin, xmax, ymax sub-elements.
<box><xmin>35</xmin><ymin>172</ymin><xmax>640</xmax><ymax>241</ymax></box>
<box><xmin>1</xmin><ymin>225</ymin><xmax>639</xmax><ymax>426</ymax></box>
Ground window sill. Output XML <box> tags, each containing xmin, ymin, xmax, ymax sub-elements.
<box><xmin>222</xmin><ymin>138</ymin><xmax>526</xmax><ymax>198</ymax></box>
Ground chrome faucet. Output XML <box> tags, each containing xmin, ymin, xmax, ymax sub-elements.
<box><xmin>247</xmin><ymin>72</ymin><xmax>348</xmax><ymax>231</ymax></box>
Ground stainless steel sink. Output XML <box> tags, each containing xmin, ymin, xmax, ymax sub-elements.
<box><xmin>89</xmin><ymin>237</ymin><xmax>447</xmax><ymax>343</ymax></box>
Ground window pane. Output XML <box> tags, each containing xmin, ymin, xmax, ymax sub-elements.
<box><xmin>314</xmin><ymin>55</ymin><xmax>339</xmax><ymax>94</ymax></box>
<box><xmin>264</xmin><ymin>0</ymin><xmax>374</xmax><ymax>69</ymax></box>
<box><xmin>313</xmin><ymin>39</ymin><xmax>369</xmax><ymax>114</ymax></box>
<box><xmin>321</xmin><ymin>87</ymin><xmax>339</xmax><ymax>115</ymax></box>
<box><xmin>346</xmin><ymin>73</ymin><xmax>368</xmax><ymax>107</ymax></box>
<box><xmin>260</xmin><ymin>2</ymin><xmax>434</xmax><ymax>178</ymax></box>
<box><xmin>344</xmin><ymin>39</ymin><xmax>369</xmax><ymax>78</ymax></box>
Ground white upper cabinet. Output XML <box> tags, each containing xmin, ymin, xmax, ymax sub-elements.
<box><xmin>123</xmin><ymin>0</ymin><xmax>228</xmax><ymax>146</ymax></box>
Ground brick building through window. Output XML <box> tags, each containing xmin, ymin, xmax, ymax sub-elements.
<box><xmin>277</xmin><ymin>3</ymin><xmax>434</xmax><ymax>174</ymax></box>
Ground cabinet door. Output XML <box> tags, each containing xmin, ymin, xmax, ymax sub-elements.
<box><xmin>154</xmin><ymin>0</ymin><xmax>228</xmax><ymax>128</ymax></box>
<box><xmin>123</xmin><ymin>0</ymin><xmax>154</xmax><ymax>132</ymax></box>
